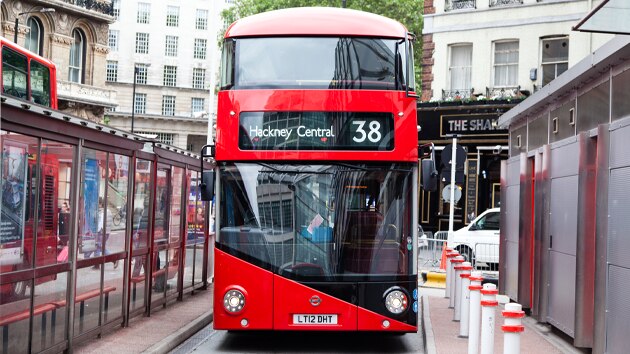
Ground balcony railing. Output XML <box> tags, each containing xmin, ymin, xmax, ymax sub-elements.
<box><xmin>445</xmin><ymin>0</ymin><xmax>476</xmax><ymax>11</ymax></box>
<box><xmin>61</xmin><ymin>0</ymin><xmax>114</xmax><ymax>16</ymax></box>
<box><xmin>57</xmin><ymin>80</ymin><xmax>117</xmax><ymax>107</ymax></box>
<box><xmin>486</xmin><ymin>86</ymin><xmax>521</xmax><ymax>100</ymax></box>
<box><xmin>442</xmin><ymin>88</ymin><xmax>474</xmax><ymax>100</ymax></box>
<box><xmin>489</xmin><ymin>0</ymin><xmax>523</xmax><ymax>7</ymax></box>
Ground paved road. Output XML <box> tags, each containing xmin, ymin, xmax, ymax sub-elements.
<box><xmin>172</xmin><ymin>325</ymin><xmax>425</xmax><ymax>354</ymax></box>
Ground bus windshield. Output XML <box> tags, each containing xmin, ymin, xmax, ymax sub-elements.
<box><xmin>218</xmin><ymin>162</ymin><xmax>415</xmax><ymax>280</ymax></box>
<box><xmin>223</xmin><ymin>37</ymin><xmax>409</xmax><ymax>91</ymax></box>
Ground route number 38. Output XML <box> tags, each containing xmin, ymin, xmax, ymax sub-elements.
<box><xmin>352</xmin><ymin>120</ymin><xmax>382</xmax><ymax>143</ymax></box>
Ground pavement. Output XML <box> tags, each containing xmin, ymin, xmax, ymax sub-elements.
<box><xmin>419</xmin><ymin>287</ymin><xmax>585</xmax><ymax>354</ymax></box>
<box><xmin>73</xmin><ymin>286</ymin><xmax>214</xmax><ymax>354</ymax></box>
<box><xmin>72</xmin><ymin>281</ymin><xmax>584</xmax><ymax>354</ymax></box>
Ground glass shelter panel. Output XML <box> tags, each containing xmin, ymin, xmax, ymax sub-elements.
<box><xmin>78</xmin><ymin>149</ymin><xmax>106</xmax><ymax>261</ymax></box>
<box><xmin>169</xmin><ymin>167</ymin><xmax>183</xmax><ymax>244</ymax></box>
<box><xmin>154</xmin><ymin>169</ymin><xmax>169</xmax><ymax>246</ymax></box>
<box><xmin>1</xmin><ymin>131</ymin><xmax>39</xmax><ymax>273</ymax></box>
<box><xmin>132</xmin><ymin>159</ymin><xmax>151</xmax><ymax>251</ymax></box>
<box><xmin>105</xmin><ymin>154</ymin><xmax>129</xmax><ymax>255</ymax></box>
<box><xmin>32</xmin><ymin>272</ymin><xmax>68</xmax><ymax>353</ymax></box>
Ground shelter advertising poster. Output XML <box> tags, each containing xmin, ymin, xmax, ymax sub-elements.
<box><xmin>0</xmin><ymin>142</ymin><xmax>28</xmax><ymax>265</ymax></box>
<box><xmin>81</xmin><ymin>158</ymin><xmax>99</xmax><ymax>252</ymax></box>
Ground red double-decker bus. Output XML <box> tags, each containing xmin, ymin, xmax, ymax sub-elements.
<box><xmin>203</xmin><ymin>7</ymin><xmax>427</xmax><ymax>332</ymax></box>
<box><xmin>0</xmin><ymin>36</ymin><xmax>58</xmax><ymax>109</ymax></box>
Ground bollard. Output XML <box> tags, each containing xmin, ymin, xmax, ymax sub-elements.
<box><xmin>445</xmin><ymin>249</ymin><xmax>457</xmax><ymax>299</ymax></box>
<box><xmin>467</xmin><ymin>271</ymin><xmax>484</xmax><ymax>354</ymax></box>
<box><xmin>449</xmin><ymin>255</ymin><xmax>464</xmax><ymax>308</ymax></box>
<box><xmin>457</xmin><ymin>262</ymin><xmax>473</xmax><ymax>331</ymax></box>
<box><xmin>452</xmin><ymin>257</ymin><xmax>466</xmax><ymax>320</ymax></box>
<box><xmin>502</xmin><ymin>303</ymin><xmax>525</xmax><ymax>354</ymax></box>
<box><xmin>480</xmin><ymin>283</ymin><xmax>499</xmax><ymax>354</ymax></box>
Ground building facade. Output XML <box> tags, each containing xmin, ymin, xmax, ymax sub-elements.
<box><xmin>1</xmin><ymin>0</ymin><xmax>118</xmax><ymax>121</ymax></box>
<box><xmin>419</xmin><ymin>0</ymin><xmax>612</xmax><ymax>234</ymax></box>
<box><xmin>104</xmin><ymin>0</ymin><xmax>226</xmax><ymax>152</ymax></box>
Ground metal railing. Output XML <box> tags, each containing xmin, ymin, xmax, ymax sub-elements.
<box><xmin>445</xmin><ymin>0</ymin><xmax>476</xmax><ymax>11</ymax></box>
<box><xmin>486</xmin><ymin>86</ymin><xmax>521</xmax><ymax>100</ymax></box>
<box><xmin>62</xmin><ymin>0</ymin><xmax>114</xmax><ymax>16</ymax></box>
<box><xmin>418</xmin><ymin>237</ymin><xmax>447</xmax><ymax>273</ymax></box>
<box><xmin>489</xmin><ymin>0</ymin><xmax>523</xmax><ymax>7</ymax></box>
<box><xmin>442</xmin><ymin>88</ymin><xmax>474</xmax><ymax>100</ymax></box>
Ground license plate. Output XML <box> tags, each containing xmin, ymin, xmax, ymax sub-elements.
<box><xmin>292</xmin><ymin>314</ymin><xmax>338</xmax><ymax>325</ymax></box>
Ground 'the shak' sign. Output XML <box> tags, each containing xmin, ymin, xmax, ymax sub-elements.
<box><xmin>440</xmin><ymin>114</ymin><xmax>508</xmax><ymax>137</ymax></box>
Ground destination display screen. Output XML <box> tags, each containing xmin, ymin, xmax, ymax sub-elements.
<box><xmin>238</xmin><ymin>111</ymin><xmax>394</xmax><ymax>151</ymax></box>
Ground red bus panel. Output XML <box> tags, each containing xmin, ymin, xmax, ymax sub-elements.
<box><xmin>273</xmin><ymin>275</ymin><xmax>357</xmax><ymax>331</ymax></box>
<box><xmin>215</xmin><ymin>90</ymin><xmax>418</xmax><ymax>162</ymax></box>
<box><xmin>213</xmin><ymin>248</ymin><xmax>274</xmax><ymax>330</ymax></box>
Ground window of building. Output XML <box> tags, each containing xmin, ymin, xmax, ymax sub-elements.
<box><xmin>163</xmin><ymin>65</ymin><xmax>177</xmax><ymax>86</ymax></box>
<box><xmin>166</xmin><ymin>6</ymin><xmax>180</xmax><ymax>27</ymax></box>
<box><xmin>112</xmin><ymin>0</ymin><xmax>121</xmax><ymax>20</ymax></box>
<box><xmin>194</xmin><ymin>39</ymin><xmax>207</xmax><ymax>60</ymax></box>
<box><xmin>162</xmin><ymin>95</ymin><xmax>176</xmax><ymax>116</ymax></box>
<box><xmin>106</xmin><ymin>61</ymin><xmax>118</xmax><ymax>82</ymax></box>
<box><xmin>134</xmin><ymin>93</ymin><xmax>147</xmax><ymax>114</ymax></box>
<box><xmin>541</xmin><ymin>37</ymin><xmax>569</xmax><ymax>86</ymax></box>
<box><xmin>191</xmin><ymin>98</ymin><xmax>205</xmax><ymax>115</ymax></box>
<box><xmin>165</xmin><ymin>36</ymin><xmax>178</xmax><ymax>57</ymax></box>
<box><xmin>108</xmin><ymin>30</ymin><xmax>119</xmax><ymax>51</ymax></box>
<box><xmin>196</xmin><ymin>9</ymin><xmax>208</xmax><ymax>30</ymax></box>
<box><xmin>449</xmin><ymin>44</ymin><xmax>472</xmax><ymax>92</ymax></box>
<box><xmin>493</xmin><ymin>41</ymin><xmax>519</xmax><ymax>87</ymax></box>
<box><xmin>192</xmin><ymin>68</ymin><xmax>206</xmax><ymax>89</ymax></box>
<box><xmin>135</xmin><ymin>63</ymin><xmax>149</xmax><ymax>85</ymax></box>
<box><xmin>25</xmin><ymin>17</ymin><xmax>43</xmax><ymax>56</ymax></box>
<box><xmin>68</xmin><ymin>29</ymin><xmax>85</xmax><ymax>83</ymax></box>
<box><xmin>135</xmin><ymin>33</ymin><xmax>149</xmax><ymax>54</ymax></box>
<box><xmin>137</xmin><ymin>2</ymin><xmax>151</xmax><ymax>24</ymax></box>
<box><xmin>135</xmin><ymin>131</ymin><xmax>174</xmax><ymax>145</ymax></box>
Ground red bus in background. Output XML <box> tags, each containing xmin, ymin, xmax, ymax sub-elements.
<box><xmin>208</xmin><ymin>7</ymin><xmax>424</xmax><ymax>333</ymax></box>
<box><xmin>0</xmin><ymin>36</ymin><xmax>58</xmax><ymax>109</ymax></box>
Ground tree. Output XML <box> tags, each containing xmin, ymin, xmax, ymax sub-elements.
<box><xmin>220</xmin><ymin>0</ymin><xmax>424</xmax><ymax>86</ymax></box>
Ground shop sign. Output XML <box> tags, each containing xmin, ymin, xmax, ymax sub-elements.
<box><xmin>440</xmin><ymin>114</ymin><xmax>508</xmax><ymax>137</ymax></box>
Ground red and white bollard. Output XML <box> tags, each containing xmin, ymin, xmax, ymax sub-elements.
<box><xmin>452</xmin><ymin>257</ymin><xmax>467</xmax><ymax>321</ymax></box>
<box><xmin>445</xmin><ymin>250</ymin><xmax>458</xmax><ymax>300</ymax></box>
<box><xmin>449</xmin><ymin>253</ymin><xmax>463</xmax><ymax>308</ymax></box>
<box><xmin>502</xmin><ymin>303</ymin><xmax>525</xmax><ymax>354</ymax></box>
<box><xmin>457</xmin><ymin>262</ymin><xmax>473</xmax><ymax>329</ymax></box>
<box><xmin>480</xmin><ymin>283</ymin><xmax>499</xmax><ymax>354</ymax></box>
<box><xmin>467</xmin><ymin>271</ymin><xmax>484</xmax><ymax>354</ymax></box>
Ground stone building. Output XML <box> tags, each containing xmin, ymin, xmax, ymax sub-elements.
<box><xmin>1</xmin><ymin>0</ymin><xmax>117</xmax><ymax>122</ymax></box>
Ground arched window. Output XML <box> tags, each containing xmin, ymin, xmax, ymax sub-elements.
<box><xmin>69</xmin><ymin>29</ymin><xmax>85</xmax><ymax>83</ymax></box>
<box><xmin>25</xmin><ymin>17</ymin><xmax>43</xmax><ymax>56</ymax></box>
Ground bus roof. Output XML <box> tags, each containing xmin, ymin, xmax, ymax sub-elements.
<box><xmin>0</xmin><ymin>36</ymin><xmax>56</xmax><ymax>68</ymax></box>
<box><xmin>225</xmin><ymin>7</ymin><xmax>408</xmax><ymax>39</ymax></box>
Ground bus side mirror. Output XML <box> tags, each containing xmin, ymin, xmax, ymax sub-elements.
<box><xmin>200</xmin><ymin>171</ymin><xmax>215</xmax><ymax>201</ymax></box>
<box><xmin>421</xmin><ymin>159</ymin><xmax>438</xmax><ymax>192</ymax></box>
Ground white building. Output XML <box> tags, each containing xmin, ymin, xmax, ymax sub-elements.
<box><xmin>105</xmin><ymin>0</ymin><xmax>228</xmax><ymax>152</ymax></box>
<box><xmin>421</xmin><ymin>0</ymin><xmax>613</xmax><ymax>102</ymax></box>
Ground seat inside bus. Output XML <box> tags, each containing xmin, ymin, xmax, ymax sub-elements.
<box><xmin>341</xmin><ymin>211</ymin><xmax>403</xmax><ymax>274</ymax></box>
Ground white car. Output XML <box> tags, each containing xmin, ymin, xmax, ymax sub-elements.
<box><xmin>450</xmin><ymin>208</ymin><xmax>500</xmax><ymax>268</ymax></box>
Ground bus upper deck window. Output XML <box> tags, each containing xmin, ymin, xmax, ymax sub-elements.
<box><xmin>30</xmin><ymin>60</ymin><xmax>51</xmax><ymax>106</ymax></box>
<box><xmin>2</xmin><ymin>46</ymin><xmax>28</xmax><ymax>99</ymax></box>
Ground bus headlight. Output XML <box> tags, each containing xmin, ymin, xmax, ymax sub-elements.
<box><xmin>223</xmin><ymin>289</ymin><xmax>246</xmax><ymax>313</ymax></box>
<box><xmin>384</xmin><ymin>287</ymin><xmax>408</xmax><ymax>315</ymax></box>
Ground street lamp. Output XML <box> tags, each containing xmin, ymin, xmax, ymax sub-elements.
<box><xmin>14</xmin><ymin>8</ymin><xmax>55</xmax><ymax>43</ymax></box>
<box><xmin>131</xmin><ymin>64</ymin><xmax>150</xmax><ymax>134</ymax></box>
